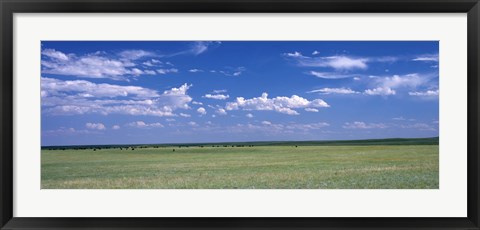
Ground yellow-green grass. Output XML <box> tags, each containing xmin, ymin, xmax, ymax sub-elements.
<box><xmin>41</xmin><ymin>145</ymin><xmax>438</xmax><ymax>189</ymax></box>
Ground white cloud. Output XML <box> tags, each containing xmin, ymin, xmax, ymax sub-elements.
<box><xmin>167</xmin><ymin>42</ymin><xmax>220</xmax><ymax>57</ymax></box>
<box><xmin>189</xmin><ymin>69</ymin><xmax>203</xmax><ymax>73</ymax></box>
<box><xmin>42</xmin><ymin>49</ymin><xmax>70</xmax><ymax>61</ymax></box>
<box><xmin>118</xmin><ymin>50</ymin><xmax>155</xmax><ymax>60</ymax></box>
<box><xmin>157</xmin><ymin>68</ymin><xmax>178</xmax><ymax>74</ymax></box>
<box><xmin>216</xmin><ymin>108</ymin><xmax>227</xmax><ymax>115</ymax></box>
<box><xmin>212</xmin><ymin>89</ymin><xmax>227</xmax><ymax>94</ymax></box>
<box><xmin>284</xmin><ymin>51</ymin><xmax>306</xmax><ymax>58</ymax></box>
<box><xmin>324</xmin><ymin>56</ymin><xmax>368</xmax><ymax>70</ymax></box>
<box><xmin>308</xmin><ymin>87</ymin><xmax>359</xmax><ymax>94</ymax></box>
<box><xmin>392</xmin><ymin>117</ymin><xmax>406</xmax><ymax>121</ymax></box>
<box><xmin>192</xmin><ymin>101</ymin><xmax>203</xmax><ymax>105</ymax></box>
<box><xmin>374</xmin><ymin>56</ymin><xmax>399</xmax><ymax>63</ymax></box>
<box><xmin>376</xmin><ymin>74</ymin><xmax>427</xmax><ymax>89</ymax></box>
<box><xmin>41</xmin><ymin>49</ymin><xmax>159</xmax><ymax>80</ymax></box>
<box><xmin>343</xmin><ymin>121</ymin><xmax>387</xmax><ymax>129</ymax></box>
<box><xmin>216</xmin><ymin>67</ymin><xmax>246</xmax><ymax>77</ymax></box>
<box><xmin>197</xmin><ymin>107</ymin><xmax>207</xmax><ymax>115</ymax></box>
<box><xmin>308</xmin><ymin>71</ymin><xmax>361</xmax><ymax>79</ymax></box>
<box><xmin>203</xmin><ymin>94</ymin><xmax>230</xmax><ymax>100</ymax></box>
<box><xmin>43</xmin><ymin>55</ymin><xmax>132</xmax><ymax>80</ymax></box>
<box><xmin>305</xmin><ymin>108</ymin><xmax>319</xmax><ymax>112</ymax></box>
<box><xmin>246</xmin><ymin>113</ymin><xmax>254</xmax><ymax>118</ymax></box>
<box><xmin>42</xmin><ymin>127</ymin><xmax>94</xmax><ymax>136</ymax></box>
<box><xmin>179</xmin><ymin>113</ymin><xmax>191</xmax><ymax>117</ymax></box>
<box><xmin>364</xmin><ymin>87</ymin><xmax>396</xmax><ymax>96</ymax></box>
<box><xmin>86</xmin><ymin>122</ymin><xmax>106</xmax><ymax>130</ymax></box>
<box><xmin>191</xmin><ymin>42</ymin><xmax>210</xmax><ymax>55</ymax></box>
<box><xmin>188</xmin><ymin>121</ymin><xmax>198</xmax><ymax>126</ymax></box>
<box><xmin>130</xmin><ymin>68</ymin><xmax>143</xmax><ymax>75</ymax></box>
<box><xmin>127</xmin><ymin>121</ymin><xmax>164</xmax><ymax>128</ymax></box>
<box><xmin>409</xmin><ymin>90</ymin><xmax>439</xmax><ymax>96</ymax></box>
<box><xmin>284</xmin><ymin>122</ymin><xmax>330</xmax><ymax>130</ymax></box>
<box><xmin>364</xmin><ymin>73</ymin><xmax>437</xmax><ymax>96</ymax></box>
<box><xmin>258</xmin><ymin>121</ymin><xmax>329</xmax><ymax>131</ymax></box>
<box><xmin>143</xmin><ymin>59</ymin><xmax>162</xmax><ymax>67</ymax></box>
<box><xmin>286</xmin><ymin>53</ymin><xmax>403</xmax><ymax>71</ymax></box>
<box><xmin>112</xmin><ymin>125</ymin><xmax>121</xmax><ymax>130</ymax></box>
<box><xmin>42</xmin><ymin>77</ymin><xmax>192</xmax><ymax>117</ymax></box>
<box><xmin>228</xmin><ymin>122</ymin><xmax>330</xmax><ymax>134</ymax></box>
<box><xmin>290</xmin><ymin>55</ymin><xmax>368</xmax><ymax>70</ymax></box>
<box><xmin>412</xmin><ymin>54</ymin><xmax>438</xmax><ymax>62</ymax></box>
<box><xmin>143</xmin><ymin>70</ymin><xmax>156</xmax><ymax>75</ymax></box>
<box><xmin>400</xmin><ymin>123</ymin><xmax>436</xmax><ymax>131</ymax></box>
<box><xmin>225</xmin><ymin>92</ymin><xmax>329</xmax><ymax>115</ymax></box>
<box><xmin>41</xmin><ymin>77</ymin><xmax>159</xmax><ymax>98</ymax></box>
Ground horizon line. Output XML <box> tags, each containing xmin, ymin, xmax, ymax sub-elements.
<box><xmin>41</xmin><ymin>136</ymin><xmax>439</xmax><ymax>148</ymax></box>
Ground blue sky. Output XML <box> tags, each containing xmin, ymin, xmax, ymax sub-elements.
<box><xmin>41</xmin><ymin>41</ymin><xmax>439</xmax><ymax>146</ymax></box>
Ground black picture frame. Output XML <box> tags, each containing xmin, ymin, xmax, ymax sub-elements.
<box><xmin>1</xmin><ymin>0</ymin><xmax>479</xmax><ymax>229</ymax></box>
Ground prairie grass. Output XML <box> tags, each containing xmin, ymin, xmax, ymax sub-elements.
<box><xmin>41</xmin><ymin>145</ymin><xmax>438</xmax><ymax>189</ymax></box>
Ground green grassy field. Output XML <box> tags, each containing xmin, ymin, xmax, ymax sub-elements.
<box><xmin>41</xmin><ymin>140</ymin><xmax>439</xmax><ymax>189</ymax></box>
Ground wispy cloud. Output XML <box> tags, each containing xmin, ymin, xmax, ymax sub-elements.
<box><xmin>118</xmin><ymin>50</ymin><xmax>155</xmax><ymax>60</ymax></box>
<box><xmin>343</xmin><ymin>121</ymin><xmax>387</xmax><ymax>129</ymax></box>
<box><xmin>412</xmin><ymin>54</ymin><xmax>438</xmax><ymax>62</ymax></box>
<box><xmin>157</xmin><ymin>68</ymin><xmax>178</xmax><ymax>75</ymax></box>
<box><xmin>42</xmin><ymin>127</ymin><xmax>96</xmax><ymax>136</ymax></box>
<box><xmin>308</xmin><ymin>87</ymin><xmax>359</xmax><ymax>95</ymax></box>
<box><xmin>42</xmin><ymin>49</ymin><xmax>70</xmax><ymax>61</ymax></box>
<box><xmin>142</xmin><ymin>59</ymin><xmax>163</xmax><ymax>67</ymax></box>
<box><xmin>41</xmin><ymin>77</ymin><xmax>159</xmax><ymax>98</ymax></box>
<box><xmin>169</xmin><ymin>41</ymin><xmax>221</xmax><ymax>57</ymax></box>
<box><xmin>284</xmin><ymin>52</ymin><xmax>368</xmax><ymax>70</ymax></box>
<box><xmin>212</xmin><ymin>89</ymin><xmax>227</xmax><ymax>94</ymax></box>
<box><xmin>307</xmin><ymin>71</ymin><xmax>362</xmax><ymax>79</ymax></box>
<box><xmin>408</xmin><ymin>89</ymin><xmax>439</xmax><ymax>97</ymax></box>
<box><xmin>304</xmin><ymin>108</ymin><xmax>319</xmax><ymax>112</ymax></box>
<box><xmin>42</xmin><ymin>49</ymin><xmax>155</xmax><ymax>80</ymax></box>
<box><xmin>399</xmin><ymin>123</ymin><xmax>436</xmax><ymax>131</ymax></box>
<box><xmin>189</xmin><ymin>69</ymin><xmax>204</xmax><ymax>73</ymax></box>
<box><xmin>218</xmin><ymin>67</ymin><xmax>246</xmax><ymax>77</ymax></box>
<box><xmin>127</xmin><ymin>121</ymin><xmax>164</xmax><ymax>128</ymax></box>
<box><xmin>230</xmin><ymin>121</ymin><xmax>330</xmax><ymax>133</ymax></box>
<box><xmin>191</xmin><ymin>41</ymin><xmax>220</xmax><ymax>55</ymax></box>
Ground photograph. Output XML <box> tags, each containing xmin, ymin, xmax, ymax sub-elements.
<box><xmin>40</xmin><ymin>41</ymin><xmax>439</xmax><ymax>189</ymax></box>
